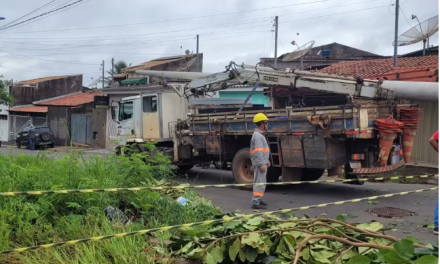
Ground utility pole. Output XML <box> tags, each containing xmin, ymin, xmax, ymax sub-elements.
<box><xmin>274</xmin><ymin>16</ymin><xmax>279</xmax><ymax>68</ymax></box>
<box><xmin>393</xmin><ymin>0</ymin><xmax>399</xmax><ymax>67</ymax></box>
<box><xmin>196</xmin><ymin>34</ymin><xmax>199</xmax><ymax>72</ymax></box>
<box><xmin>101</xmin><ymin>60</ymin><xmax>105</xmax><ymax>89</ymax></box>
<box><xmin>111</xmin><ymin>58</ymin><xmax>114</xmax><ymax>78</ymax></box>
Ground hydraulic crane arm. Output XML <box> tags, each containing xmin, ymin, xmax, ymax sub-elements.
<box><xmin>136</xmin><ymin>61</ymin><xmax>438</xmax><ymax>101</ymax></box>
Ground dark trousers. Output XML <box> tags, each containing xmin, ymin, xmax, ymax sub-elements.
<box><xmin>29</xmin><ymin>138</ymin><xmax>35</xmax><ymax>150</ymax></box>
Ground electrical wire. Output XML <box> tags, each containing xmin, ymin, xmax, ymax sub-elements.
<box><xmin>399</xmin><ymin>6</ymin><xmax>413</xmax><ymax>28</ymax></box>
<box><xmin>0</xmin><ymin>4</ymin><xmax>391</xmax><ymax>66</ymax></box>
<box><xmin>0</xmin><ymin>0</ymin><xmax>60</xmax><ymax>29</ymax></box>
<box><xmin>0</xmin><ymin>0</ymin><xmax>90</xmax><ymax>32</ymax></box>
<box><xmin>0</xmin><ymin>50</ymin><xmax>100</xmax><ymax>65</ymax></box>
<box><xmin>0</xmin><ymin>0</ymin><xmax>364</xmax><ymax>34</ymax></box>
<box><xmin>0</xmin><ymin>65</ymin><xmax>99</xmax><ymax>75</ymax></box>
<box><xmin>0</xmin><ymin>0</ymin><xmax>383</xmax><ymax>42</ymax></box>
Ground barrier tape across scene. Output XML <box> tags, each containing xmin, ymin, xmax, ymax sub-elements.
<box><xmin>1</xmin><ymin>187</ymin><xmax>437</xmax><ymax>254</ymax></box>
<box><xmin>0</xmin><ymin>174</ymin><xmax>437</xmax><ymax>197</ymax></box>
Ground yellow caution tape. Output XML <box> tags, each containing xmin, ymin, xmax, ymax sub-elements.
<box><xmin>1</xmin><ymin>187</ymin><xmax>437</xmax><ymax>254</ymax></box>
<box><xmin>0</xmin><ymin>174</ymin><xmax>437</xmax><ymax>197</ymax></box>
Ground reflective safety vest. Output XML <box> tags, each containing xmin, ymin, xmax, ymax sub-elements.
<box><xmin>250</xmin><ymin>129</ymin><xmax>270</xmax><ymax>167</ymax></box>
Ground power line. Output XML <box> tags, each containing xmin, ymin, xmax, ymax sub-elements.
<box><xmin>0</xmin><ymin>0</ymin><xmax>88</xmax><ymax>32</ymax></box>
<box><xmin>0</xmin><ymin>0</ymin><xmax>380</xmax><ymax>35</ymax></box>
<box><xmin>0</xmin><ymin>4</ymin><xmax>390</xmax><ymax>66</ymax></box>
<box><xmin>0</xmin><ymin>49</ymin><xmax>100</xmax><ymax>65</ymax></box>
<box><xmin>0</xmin><ymin>31</ymin><xmax>269</xmax><ymax>58</ymax></box>
<box><xmin>280</xmin><ymin>4</ymin><xmax>391</xmax><ymax>25</ymax></box>
<box><xmin>0</xmin><ymin>0</ymin><xmax>60</xmax><ymax>29</ymax></box>
<box><xmin>0</xmin><ymin>65</ymin><xmax>99</xmax><ymax>75</ymax></box>
<box><xmin>399</xmin><ymin>6</ymin><xmax>413</xmax><ymax>28</ymax></box>
<box><xmin>0</xmin><ymin>0</ymin><xmax>384</xmax><ymax>46</ymax></box>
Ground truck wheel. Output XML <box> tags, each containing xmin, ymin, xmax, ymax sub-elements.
<box><xmin>177</xmin><ymin>164</ymin><xmax>194</xmax><ymax>174</ymax></box>
<box><xmin>266</xmin><ymin>167</ymin><xmax>281</xmax><ymax>182</ymax></box>
<box><xmin>232</xmin><ymin>148</ymin><xmax>254</xmax><ymax>185</ymax></box>
<box><xmin>301</xmin><ymin>168</ymin><xmax>325</xmax><ymax>181</ymax></box>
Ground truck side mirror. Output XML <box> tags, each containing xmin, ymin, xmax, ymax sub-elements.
<box><xmin>111</xmin><ymin>106</ymin><xmax>116</xmax><ymax>120</ymax></box>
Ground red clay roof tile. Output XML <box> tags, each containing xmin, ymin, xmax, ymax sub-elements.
<box><xmin>37</xmin><ymin>91</ymin><xmax>102</xmax><ymax>107</ymax></box>
<box><xmin>9</xmin><ymin>106</ymin><xmax>48</xmax><ymax>113</ymax></box>
<box><xmin>318</xmin><ymin>55</ymin><xmax>439</xmax><ymax>79</ymax></box>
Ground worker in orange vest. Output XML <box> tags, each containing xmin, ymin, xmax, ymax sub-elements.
<box><xmin>250</xmin><ymin>113</ymin><xmax>271</xmax><ymax>209</ymax></box>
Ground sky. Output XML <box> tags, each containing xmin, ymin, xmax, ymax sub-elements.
<box><xmin>0</xmin><ymin>0</ymin><xmax>438</xmax><ymax>87</ymax></box>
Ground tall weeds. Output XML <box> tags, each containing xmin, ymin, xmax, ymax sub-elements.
<box><xmin>0</xmin><ymin>145</ymin><xmax>221</xmax><ymax>263</ymax></box>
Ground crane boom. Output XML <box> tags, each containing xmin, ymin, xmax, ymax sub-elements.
<box><xmin>136</xmin><ymin>61</ymin><xmax>438</xmax><ymax>101</ymax></box>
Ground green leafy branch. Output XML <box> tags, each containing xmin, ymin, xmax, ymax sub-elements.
<box><xmin>166</xmin><ymin>215</ymin><xmax>438</xmax><ymax>264</ymax></box>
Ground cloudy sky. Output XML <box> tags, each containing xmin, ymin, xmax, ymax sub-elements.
<box><xmin>0</xmin><ymin>0</ymin><xmax>438</xmax><ymax>86</ymax></box>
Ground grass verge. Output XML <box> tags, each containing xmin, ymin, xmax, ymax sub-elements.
<box><xmin>0</xmin><ymin>146</ymin><xmax>221</xmax><ymax>264</ymax></box>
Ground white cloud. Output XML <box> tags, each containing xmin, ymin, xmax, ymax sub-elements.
<box><xmin>0</xmin><ymin>0</ymin><xmax>437</xmax><ymax>84</ymax></box>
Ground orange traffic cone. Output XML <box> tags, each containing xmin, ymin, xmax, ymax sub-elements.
<box><xmin>402</xmin><ymin>128</ymin><xmax>416</xmax><ymax>163</ymax></box>
<box><xmin>378</xmin><ymin>130</ymin><xmax>396</xmax><ymax>166</ymax></box>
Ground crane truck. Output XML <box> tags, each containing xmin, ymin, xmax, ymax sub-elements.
<box><xmin>114</xmin><ymin>61</ymin><xmax>438</xmax><ymax>184</ymax></box>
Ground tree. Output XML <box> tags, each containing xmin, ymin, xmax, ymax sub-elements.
<box><xmin>104</xmin><ymin>60</ymin><xmax>131</xmax><ymax>88</ymax></box>
<box><xmin>0</xmin><ymin>76</ymin><xmax>13</xmax><ymax>105</ymax></box>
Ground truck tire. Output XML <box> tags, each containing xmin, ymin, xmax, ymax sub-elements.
<box><xmin>301</xmin><ymin>168</ymin><xmax>325</xmax><ymax>181</ymax></box>
<box><xmin>232</xmin><ymin>148</ymin><xmax>278</xmax><ymax>185</ymax></box>
<box><xmin>232</xmin><ymin>148</ymin><xmax>254</xmax><ymax>185</ymax></box>
<box><xmin>177</xmin><ymin>164</ymin><xmax>194</xmax><ymax>174</ymax></box>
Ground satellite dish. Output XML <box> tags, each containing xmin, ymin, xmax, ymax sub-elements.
<box><xmin>393</xmin><ymin>15</ymin><xmax>438</xmax><ymax>55</ymax></box>
<box><xmin>282</xmin><ymin>40</ymin><xmax>315</xmax><ymax>62</ymax></box>
<box><xmin>185</xmin><ymin>49</ymin><xmax>190</xmax><ymax>55</ymax></box>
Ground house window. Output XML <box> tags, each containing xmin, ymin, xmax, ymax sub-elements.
<box><xmin>143</xmin><ymin>96</ymin><xmax>157</xmax><ymax>113</ymax></box>
<box><xmin>118</xmin><ymin>101</ymin><xmax>133</xmax><ymax>121</ymax></box>
<box><xmin>0</xmin><ymin>115</ymin><xmax>7</xmax><ymax>120</ymax></box>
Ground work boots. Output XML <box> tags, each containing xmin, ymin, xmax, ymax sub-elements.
<box><xmin>251</xmin><ymin>200</ymin><xmax>268</xmax><ymax>209</ymax></box>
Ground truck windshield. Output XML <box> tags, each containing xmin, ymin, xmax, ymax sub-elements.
<box><xmin>119</xmin><ymin>101</ymin><xmax>133</xmax><ymax>121</ymax></box>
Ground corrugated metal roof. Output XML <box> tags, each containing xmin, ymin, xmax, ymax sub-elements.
<box><xmin>16</xmin><ymin>75</ymin><xmax>74</xmax><ymax>85</ymax></box>
<box><xmin>9</xmin><ymin>106</ymin><xmax>48</xmax><ymax>113</ymax></box>
<box><xmin>36</xmin><ymin>91</ymin><xmax>102</xmax><ymax>107</ymax></box>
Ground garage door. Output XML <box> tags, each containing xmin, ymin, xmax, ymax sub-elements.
<box><xmin>71</xmin><ymin>114</ymin><xmax>92</xmax><ymax>145</ymax></box>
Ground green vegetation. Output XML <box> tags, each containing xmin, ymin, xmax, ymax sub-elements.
<box><xmin>0</xmin><ymin>75</ymin><xmax>13</xmax><ymax>105</ymax></box>
<box><xmin>0</xmin><ymin>146</ymin><xmax>437</xmax><ymax>264</ymax></box>
<box><xmin>0</xmin><ymin>146</ymin><xmax>221</xmax><ymax>264</ymax></box>
<box><xmin>168</xmin><ymin>215</ymin><xmax>439</xmax><ymax>264</ymax></box>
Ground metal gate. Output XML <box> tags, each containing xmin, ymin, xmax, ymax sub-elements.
<box><xmin>71</xmin><ymin>114</ymin><xmax>92</xmax><ymax>145</ymax></box>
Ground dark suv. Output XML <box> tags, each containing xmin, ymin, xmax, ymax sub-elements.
<box><xmin>16</xmin><ymin>126</ymin><xmax>55</xmax><ymax>149</ymax></box>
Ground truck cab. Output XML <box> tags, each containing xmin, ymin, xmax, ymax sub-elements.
<box><xmin>115</xmin><ymin>86</ymin><xmax>187</xmax><ymax>153</ymax></box>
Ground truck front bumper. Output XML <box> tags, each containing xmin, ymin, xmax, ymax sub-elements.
<box><xmin>352</xmin><ymin>160</ymin><xmax>405</xmax><ymax>174</ymax></box>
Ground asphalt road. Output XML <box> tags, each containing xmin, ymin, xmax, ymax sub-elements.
<box><xmin>2</xmin><ymin>146</ymin><xmax>438</xmax><ymax>244</ymax></box>
<box><xmin>179</xmin><ymin>166</ymin><xmax>439</xmax><ymax>244</ymax></box>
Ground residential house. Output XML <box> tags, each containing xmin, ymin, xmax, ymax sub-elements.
<box><xmin>9</xmin><ymin>90</ymin><xmax>104</xmax><ymax>148</ymax></box>
<box><xmin>7</xmin><ymin>75</ymin><xmax>84</xmax><ymax>140</ymax></box>
<box><xmin>33</xmin><ymin>90</ymin><xmax>104</xmax><ymax>147</ymax></box>
<box><xmin>11</xmin><ymin>75</ymin><xmax>83</xmax><ymax>106</ymax></box>
<box><xmin>112</xmin><ymin>54</ymin><xmax>203</xmax><ymax>86</ymax></box>
<box><xmin>400</xmin><ymin>45</ymin><xmax>438</xmax><ymax>58</ymax></box>
<box><xmin>260</xmin><ymin>42</ymin><xmax>384</xmax><ymax>70</ymax></box>
<box><xmin>318</xmin><ymin>55</ymin><xmax>439</xmax><ymax>166</ymax></box>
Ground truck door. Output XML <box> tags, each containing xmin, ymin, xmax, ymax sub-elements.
<box><xmin>142</xmin><ymin>95</ymin><xmax>160</xmax><ymax>140</ymax></box>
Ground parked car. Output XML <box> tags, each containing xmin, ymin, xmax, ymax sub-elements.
<box><xmin>16</xmin><ymin>126</ymin><xmax>55</xmax><ymax>149</ymax></box>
